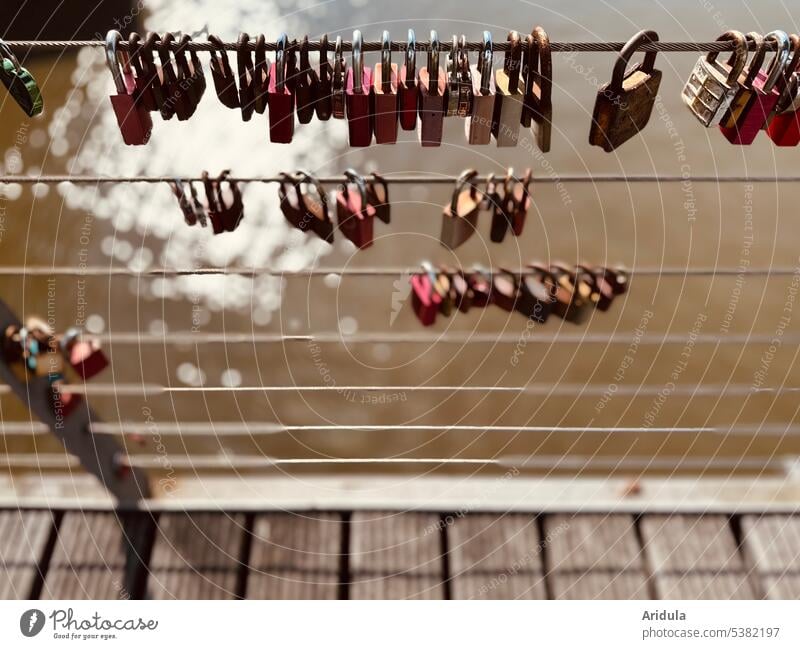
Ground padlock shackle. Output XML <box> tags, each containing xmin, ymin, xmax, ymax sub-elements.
<box><xmin>0</xmin><ymin>38</ymin><xmax>22</xmax><ymax>73</ymax></box>
<box><xmin>319</xmin><ymin>34</ymin><xmax>330</xmax><ymax>84</ymax></box>
<box><xmin>761</xmin><ymin>30</ymin><xmax>791</xmax><ymax>93</ymax></box>
<box><xmin>381</xmin><ymin>30</ymin><xmax>392</xmax><ymax>90</ymax></box>
<box><xmin>428</xmin><ymin>30</ymin><xmax>440</xmax><ymax>92</ymax></box>
<box><xmin>448</xmin><ymin>168</ymin><xmax>479</xmax><ymax>216</ymax></box>
<box><xmin>156</xmin><ymin>32</ymin><xmax>179</xmax><ymax>87</ymax></box>
<box><xmin>296</xmin><ymin>170</ymin><xmax>331</xmax><ymax>224</ymax></box>
<box><xmin>741</xmin><ymin>32</ymin><xmax>766</xmax><ymax>87</ymax></box>
<box><xmin>448</xmin><ymin>35</ymin><xmax>459</xmax><ymax>84</ymax></box>
<box><xmin>275</xmin><ymin>33</ymin><xmax>288</xmax><ymax>91</ymax></box>
<box><xmin>609</xmin><ymin>30</ymin><xmax>659</xmax><ymax>94</ymax></box>
<box><xmin>343</xmin><ymin>168</ymin><xmax>368</xmax><ymax>215</ymax></box>
<box><xmin>533</xmin><ymin>26</ymin><xmax>552</xmax><ymax>99</ymax></box>
<box><xmin>254</xmin><ymin>34</ymin><xmax>268</xmax><ymax>78</ymax></box>
<box><xmin>352</xmin><ymin>30</ymin><xmax>364</xmax><ymax>93</ymax></box>
<box><xmin>479</xmin><ymin>31</ymin><xmax>493</xmax><ymax>96</ymax></box>
<box><xmin>405</xmin><ymin>29</ymin><xmax>416</xmax><ymax>83</ymax></box>
<box><xmin>333</xmin><ymin>36</ymin><xmax>345</xmax><ymax>91</ymax></box>
<box><xmin>706</xmin><ymin>30</ymin><xmax>747</xmax><ymax>86</ymax></box>
<box><xmin>458</xmin><ymin>35</ymin><xmax>470</xmax><ymax>79</ymax></box>
<box><xmin>105</xmin><ymin>30</ymin><xmax>128</xmax><ymax>94</ymax></box>
<box><xmin>503</xmin><ymin>31</ymin><xmax>522</xmax><ymax>93</ymax></box>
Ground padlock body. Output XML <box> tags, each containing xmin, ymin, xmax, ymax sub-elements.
<box><xmin>346</xmin><ymin>67</ymin><xmax>374</xmax><ymax>147</ymax></box>
<box><xmin>719</xmin><ymin>71</ymin><xmax>780</xmax><ymax>145</ymax></box>
<box><xmin>441</xmin><ymin>191</ymin><xmax>479</xmax><ymax>250</ymax></box>
<box><xmin>268</xmin><ymin>62</ymin><xmax>295</xmax><ymax>143</ymax></box>
<box><xmin>110</xmin><ymin>93</ymin><xmax>153</xmax><ymax>146</ymax></box>
<box><xmin>589</xmin><ymin>65</ymin><xmax>662</xmax><ymax>152</ymax></box>
<box><xmin>767</xmin><ymin>108</ymin><xmax>800</xmax><ymax>146</ymax></box>
<box><xmin>492</xmin><ymin>69</ymin><xmax>524</xmax><ymax>147</ymax></box>
<box><xmin>373</xmin><ymin>63</ymin><xmax>399</xmax><ymax>144</ymax></box>
<box><xmin>69</xmin><ymin>342</ymin><xmax>109</xmax><ymax>380</ymax></box>
<box><xmin>337</xmin><ymin>190</ymin><xmax>375</xmax><ymax>249</ymax></box>
<box><xmin>528</xmin><ymin>82</ymin><xmax>553</xmax><ymax>152</ymax></box>
<box><xmin>398</xmin><ymin>66</ymin><xmax>419</xmax><ymax>131</ymax></box>
<box><xmin>681</xmin><ymin>57</ymin><xmax>737</xmax><ymax>127</ymax></box>
<box><xmin>411</xmin><ymin>274</ymin><xmax>440</xmax><ymax>326</ymax></box>
<box><xmin>466</xmin><ymin>64</ymin><xmax>495</xmax><ymax>145</ymax></box>
<box><xmin>417</xmin><ymin>67</ymin><xmax>447</xmax><ymax>147</ymax></box>
<box><xmin>295</xmin><ymin>82</ymin><xmax>318</xmax><ymax>124</ymax></box>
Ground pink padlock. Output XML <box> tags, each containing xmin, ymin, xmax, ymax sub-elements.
<box><xmin>345</xmin><ymin>30</ymin><xmax>373</xmax><ymax>147</ymax></box>
<box><xmin>336</xmin><ymin>169</ymin><xmax>376</xmax><ymax>248</ymax></box>
<box><xmin>373</xmin><ymin>30</ymin><xmax>399</xmax><ymax>144</ymax></box>
<box><xmin>398</xmin><ymin>29</ymin><xmax>419</xmax><ymax>131</ymax></box>
<box><xmin>61</xmin><ymin>328</ymin><xmax>109</xmax><ymax>380</ymax></box>
<box><xmin>106</xmin><ymin>30</ymin><xmax>152</xmax><ymax>146</ymax></box>
<box><xmin>410</xmin><ymin>272</ymin><xmax>441</xmax><ymax>326</ymax></box>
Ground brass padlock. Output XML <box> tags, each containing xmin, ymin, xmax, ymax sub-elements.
<box><xmin>441</xmin><ymin>169</ymin><xmax>480</xmax><ymax>250</ymax></box>
<box><xmin>492</xmin><ymin>31</ymin><xmax>524</xmax><ymax>147</ymax></box>
<box><xmin>589</xmin><ymin>30</ymin><xmax>662</xmax><ymax>152</ymax></box>
<box><xmin>682</xmin><ymin>30</ymin><xmax>748</xmax><ymax>127</ymax></box>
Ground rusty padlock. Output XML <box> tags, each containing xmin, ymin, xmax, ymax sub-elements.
<box><xmin>316</xmin><ymin>35</ymin><xmax>333</xmax><ymax>120</ymax></box>
<box><xmin>485</xmin><ymin>172</ymin><xmax>511</xmax><ymax>243</ymax></box>
<box><xmin>720</xmin><ymin>30</ymin><xmax>791</xmax><ymax>144</ymax></box>
<box><xmin>346</xmin><ymin>30</ymin><xmax>374</xmax><ymax>147</ymax></box>
<box><xmin>418</xmin><ymin>31</ymin><xmax>447</xmax><ymax>146</ymax></box>
<box><xmin>295</xmin><ymin>36</ymin><xmax>320</xmax><ymax>124</ymax></box>
<box><xmin>441</xmin><ymin>169</ymin><xmax>480</xmax><ymax>250</ymax></box>
<box><xmin>720</xmin><ymin>30</ymin><xmax>792</xmax><ymax>145</ymax></box>
<box><xmin>398</xmin><ymin>29</ymin><xmax>419</xmax><ymax>131</ymax></box>
<box><xmin>467</xmin><ymin>31</ymin><xmax>495</xmax><ymax>145</ymax></box>
<box><xmin>128</xmin><ymin>33</ymin><xmax>158</xmax><ymax>112</ymax></box>
<box><xmin>208</xmin><ymin>34</ymin><xmax>240</xmax><ymax>109</ymax></box>
<box><xmin>365</xmin><ymin>172</ymin><xmax>390</xmax><ymax>224</ymax></box>
<box><xmin>61</xmin><ymin>328</ymin><xmax>109</xmax><ymax>380</ymax></box>
<box><xmin>106</xmin><ymin>30</ymin><xmax>153</xmax><ymax>146</ymax></box>
<box><xmin>492</xmin><ymin>31</ymin><xmax>524</xmax><ymax>147</ymax></box>
<box><xmin>268</xmin><ymin>33</ymin><xmax>296</xmax><ymax>143</ymax></box>
<box><xmin>332</xmin><ymin>36</ymin><xmax>347</xmax><ymax>119</ymax></box>
<box><xmin>524</xmin><ymin>26</ymin><xmax>553</xmax><ymax>152</ymax></box>
<box><xmin>373</xmin><ymin>30</ymin><xmax>399</xmax><ymax>144</ymax></box>
<box><xmin>157</xmin><ymin>32</ymin><xmax>195</xmax><ymax>121</ymax></box>
<box><xmin>507</xmin><ymin>168</ymin><xmax>532</xmax><ymax>236</ymax></box>
<box><xmin>589</xmin><ymin>30</ymin><xmax>662</xmax><ymax>152</ymax></box>
<box><xmin>337</xmin><ymin>169</ymin><xmax>376</xmax><ymax>249</ymax></box>
<box><xmin>236</xmin><ymin>32</ymin><xmax>256</xmax><ymax>121</ymax></box>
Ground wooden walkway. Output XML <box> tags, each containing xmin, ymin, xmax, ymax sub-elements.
<box><xmin>2</xmin><ymin>509</ymin><xmax>798</xmax><ymax>599</ymax></box>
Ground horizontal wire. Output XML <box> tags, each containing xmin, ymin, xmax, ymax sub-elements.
<box><xmin>0</xmin><ymin>174</ymin><xmax>796</xmax><ymax>185</ymax></box>
<box><xmin>1</xmin><ymin>383</ymin><xmax>797</xmax><ymax>397</ymax></box>
<box><xmin>0</xmin><ymin>266</ymin><xmax>796</xmax><ymax>278</ymax></box>
<box><xmin>0</xmin><ymin>453</ymin><xmax>789</xmax><ymax>472</ymax></box>
<box><xmin>3</xmin><ymin>39</ymin><xmax>770</xmax><ymax>53</ymax></box>
<box><xmin>87</xmin><ymin>332</ymin><xmax>800</xmax><ymax>346</ymax></box>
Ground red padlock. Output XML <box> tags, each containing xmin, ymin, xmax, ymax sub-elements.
<box><xmin>373</xmin><ymin>30</ymin><xmax>398</xmax><ymax>144</ymax></box>
<box><xmin>346</xmin><ymin>30</ymin><xmax>373</xmax><ymax>147</ymax></box>
<box><xmin>398</xmin><ymin>29</ymin><xmax>419</xmax><ymax>131</ymax></box>
<box><xmin>720</xmin><ymin>31</ymin><xmax>791</xmax><ymax>144</ymax></box>
<box><xmin>336</xmin><ymin>169</ymin><xmax>376</xmax><ymax>248</ymax></box>
<box><xmin>411</xmin><ymin>271</ymin><xmax>441</xmax><ymax>326</ymax></box>
<box><xmin>767</xmin><ymin>73</ymin><xmax>800</xmax><ymax>145</ymax></box>
<box><xmin>106</xmin><ymin>30</ymin><xmax>152</xmax><ymax>145</ymax></box>
<box><xmin>417</xmin><ymin>31</ymin><xmax>447</xmax><ymax>146</ymax></box>
<box><xmin>268</xmin><ymin>33</ymin><xmax>296</xmax><ymax>143</ymax></box>
<box><xmin>61</xmin><ymin>329</ymin><xmax>109</xmax><ymax>380</ymax></box>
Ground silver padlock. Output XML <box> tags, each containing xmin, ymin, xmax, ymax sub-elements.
<box><xmin>681</xmin><ymin>30</ymin><xmax>747</xmax><ymax>126</ymax></box>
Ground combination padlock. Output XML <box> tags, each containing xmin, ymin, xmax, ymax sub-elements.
<box><xmin>0</xmin><ymin>37</ymin><xmax>43</xmax><ymax>117</ymax></box>
<box><xmin>373</xmin><ymin>31</ymin><xmax>399</xmax><ymax>144</ymax></box>
<box><xmin>681</xmin><ymin>30</ymin><xmax>748</xmax><ymax>126</ymax></box>
<box><xmin>295</xmin><ymin>36</ymin><xmax>320</xmax><ymax>124</ymax></box>
<box><xmin>492</xmin><ymin>31</ymin><xmax>524</xmax><ymax>147</ymax></box>
<box><xmin>398</xmin><ymin>30</ymin><xmax>419</xmax><ymax>131</ymax></box>
<box><xmin>268</xmin><ymin>33</ymin><xmax>296</xmax><ymax>143</ymax></box>
<box><xmin>236</xmin><ymin>32</ymin><xmax>256</xmax><ymax>121</ymax></box>
<box><xmin>316</xmin><ymin>35</ymin><xmax>333</xmax><ymax>120</ymax></box>
<box><xmin>720</xmin><ymin>30</ymin><xmax>791</xmax><ymax>145</ymax></box>
<box><xmin>331</xmin><ymin>36</ymin><xmax>347</xmax><ymax>119</ymax></box>
<box><xmin>524</xmin><ymin>27</ymin><xmax>553</xmax><ymax>152</ymax></box>
<box><xmin>467</xmin><ymin>32</ymin><xmax>495</xmax><ymax>145</ymax></box>
<box><xmin>337</xmin><ymin>169</ymin><xmax>376</xmax><ymax>249</ymax></box>
<box><xmin>346</xmin><ymin>30</ymin><xmax>374</xmax><ymax>147</ymax></box>
<box><xmin>441</xmin><ymin>169</ymin><xmax>480</xmax><ymax>250</ymax></box>
<box><xmin>105</xmin><ymin>30</ymin><xmax>152</xmax><ymax>146</ymax></box>
<box><xmin>208</xmin><ymin>34</ymin><xmax>240</xmax><ymax>109</ymax></box>
<box><xmin>589</xmin><ymin>30</ymin><xmax>662</xmax><ymax>152</ymax></box>
<box><xmin>418</xmin><ymin>31</ymin><xmax>447</xmax><ymax>146</ymax></box>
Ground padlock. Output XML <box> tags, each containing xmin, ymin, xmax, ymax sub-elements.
<box><xmin>549</xmin><ymin>264</ymin><xmax>593</xmax><ymax>324</ymax></box>
<box><xmin>507</xmin><ymin>168</ymin><xmax>532</xmax><ymax>236</ymax></box>
<box><xmin>422</xmin><ymin>264</ymin><xmax>454</xmax><ymax>317</ymax></box>
<box><xmin>297</xmin><ymin>172</ymin><xmax>335</xmax><ymax>243</ymax></box>
<box><xmin>446</xmin><ymin>36</ymin><xmax>461</xmax><ymax>117</ymax></box>
<box><xmin>441</xmin><ymin>169</ymin><xmax>480</xmax><ymax>250</ymax></box>
<box><xmin>346</xmin><ymin>30</ymin><xmax>374</xmax><ymax>147</ymax></box>
<box><xmin>157</xmin><ymin>32</ymin><xmax>195</xmax><ymax>121</ymax></box>
<box><xmin>594</xmin><ymin>267</ymin><xmax>629</xmax><ymax>296</ymax></box>
<box><xmin>492</xmin><ymin>271</ymin><xmax>520</xmax><ymax>312</ymax></box>
<box><xmin>450</xmin><ymin>270</ymin><xmax>474</xmax><ymax>313</ymax></box>
<box><xmin>295</xmin><ymin>36</ymin><xmax>320</xmax><ymax>124</ymax></box>
<box><xmin>518</xmin><ymin>268</ymin><xmax>553</xmax><ymax>323</ymax></box>
<box><xmin>467</xmin><ymin>31</ymin><xmax>495</xmax><ymax>145</ymax></box>
<box><xmin>763</xmin><ymin>34</ymin><xmax>800</xmax><ymax>131</ymax></box>
<box><xmin>577</xmin><ymin>264</ymin><xmax>616</xmax><ymax>311</ymax></box>
<box><xmin>365</xmin><ymin>172</ymin><xmax>390</xmax><ymax>224</ymax></box>
<box><xmin>214</xmin><ymin>171</ymin><xmax>245</xmax><ymax>232</ymax></box>
<box><xmin>468</xmin><ymin>268</ymin><xmax>493</xmax><ymax>307</ymax></box>
<box><xmin>767</xmin><ymin>73</ymin><xmax>800</xmax><ymax>145</ymax></box>
<box><xmin>589</xmin><ymin>30</ymin><xmax>662</xmax><ymax>152</ymax></box>
<box><xmin>337</xmin><ymin>169</ymin><xmax>376</xmax><ymax>249</ymax></box>
<box><xmin>128</xmin><ymin>33</ymin><xmax>158</xmax><ymax>112</ymax></box>
<box><xmin>455</xmin><ymin>36</ymin><xmax>474</xmax><ymax>117</ymax></box>
<box><xmin>0</xmin><ymin>38</ymin><xmax>43</xmax><ymax>117</ymax></box>
<box><xmin>208</xmin><ymin>34</ymin><xmax>240</xmax><ymax>109</ymax></box>
<box><xmin>418</xmin><ymin>31</ymin><xmax>447</xmax><ymax>146</ymax></box>
<box><xmin>268</xmin><ymin>33</ymin><xmax>296</xmax><ymax>143</ymax></box>
<box><xmin>398</xmin><ymin>30</ymin><xmax>419</xmax><ymax>131</ymax></box>
<box><xmin>720</xmin><ymin>30</ymin><xmax>790</xmax><ymax>145</ymax></box>
<box><xmin>485</xmin><ymin>172</ymin><xmax>510</xmax><ymax>243</ymax></box>
<box><xmin>681</xmin><ymin>30</ymin><xmax>748</xmax><ymax>127</ymax></box>
<box><xmin>61</xmin><ymin>329</ymin><xmax>110</xmax><ymax>380</ymax></box>
<box><xmin>373</xmin><ymin>30</ymin><xmax>399</xmax><ymax>144</ymax></box>
<box><xmin>136</xmin><ymin>33</ymin><xmax>169</xmax><ymax>114</ymax></box>
<box><xmin>279</xmin><ymin>172</ymin><xmax>311</xmax><ymax>234</ymax></box>
<box><xmin>106</xmin><ymin>30</ymin><xmax>153</xmax><ymax>146</ymax></box>
<box><xmin>410</xmin><ymin>271</ymin><xmax>441</xmax><ymax>326</ymax></box>
<box><xmin>176</xmin><ymin>34</ymin><xmax>206</xmax><ymax>117</ymax></box>
<box><xmin>331</xmin><ymin>36</ymin><xmax>347</xmax><ymax>119</ymax></box>
<box><xmin>251</xmin><ymin>35</ymin><xmax>269</xmax><ymax>114</ymax></box>
<box><xmin>492</xmin><ymin>31</ymin><xmax>524</xmax><ymax>147</ymax></box>
<box><xmin>170</xmin><ymin>178</ymin><xmax>197</xmax><ymax>226</ymax></box>
<box><xmin>188</xmin><ymin>181</ymin><xmax>208</xmax><ymax>228</ymax></box>
<box><xmin>717</xmin><ymin>33</ymin><xmax>765</xmax><ymax>129</ymax></box>
<box><xmin>316</xmin><ymin>35</ymin><xmax>333</xmax><ymax>120</ymax></box>
<box><xmin>202</xmin><ymin>171</ymin><xmax>225</xmax><ymax>235</ymax></box>
<box><xmin>523</xmin><ymin>26</ymin><xmax>553</xmax><ymax>152</ymax></box>
<box><xmin>236</xmin><ymin>32</ymin><xmax>256</xmax><ymax>121</ymax></box>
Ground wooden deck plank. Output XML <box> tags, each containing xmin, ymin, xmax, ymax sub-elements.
<box><xmin>349</xmin><ymin>512</ymin><xmax>443</xmax><ymax>574</ymax></box>
<box><xmin>741</xmin><ymin>515</ymin><xmax>800</xmax><ymax>573</ymax></box>
<box><xmin>641</xmin><ymin>515</ymin><xmax>743</xmax><ymax>572</ymax></box>
<box><xmin>448</xmin><ymin>514</ymin><xmax>541</xmax><ymax>574</ymax></box>
<box><xmin>654</xmin><ymin>572</ymin><xmax>757</xmax><ymax>599</ymax></box>
<box><xmin>451</xmin><ymin>573</ymin><xmax>546</xmax><ymax>599</ymax></box>
<box><xmin>350</xmin><ymin>575</ymin><xmax>444</xmax><ymax>599</ymax></box>
<box><xmin>761</xmin><ymin>575</ymin><xmax>800</xmax><ymax>599</ymax></box>
<box><xmin>146</xmin><ymin>513</ymin><xmax>245</xmax><ymax>600</ymax></box>
<box><xmin>546</xmin><ymin>514</ymin><xmax>641</xmax><ymax>571</ymax></box>
<box><xmin>551</xmin><ymin>570</ymin><xmax>649</xmax><ymax>600</ymax></box>
<box><xmin>0</xmin><ymin>510</ymin><xmax>55</xmax><ymax>599</ymax></box>
<box><xmin>246</xmin><ymin>513</ymin><xmax>342</xmax><ymax>599</ymax></box>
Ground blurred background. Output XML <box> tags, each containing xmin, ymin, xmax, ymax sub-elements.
<box><xmin>2</xmin><ymin>0</ymin><xmax>800</xmax><ymax>492</ymax></box>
